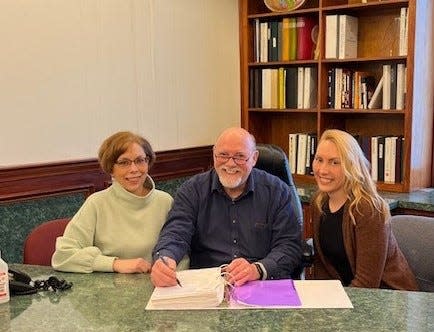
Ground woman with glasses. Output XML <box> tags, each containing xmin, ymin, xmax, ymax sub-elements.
<box><xmin>52</xmin><ymin>131</ymin><xmax>175</xmax><ymax>273</ymax></box>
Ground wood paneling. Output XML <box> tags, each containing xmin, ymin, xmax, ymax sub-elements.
<box><xmin>0</xmin><ymin>146</ymin><xmax>213</xmax><ymax>203</ymax></box>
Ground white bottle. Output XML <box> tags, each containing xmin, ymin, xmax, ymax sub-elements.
<box><xmin>0</xmin><ymin>250</ymin><xmax>10</xmax><ymax>304</ymax></box>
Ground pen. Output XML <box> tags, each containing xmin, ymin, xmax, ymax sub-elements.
<box><xmin>160</xmin><ymin>255</ymin><xmax>182</xmax><ymax>287</ymax></box>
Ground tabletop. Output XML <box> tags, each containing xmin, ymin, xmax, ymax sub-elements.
<box><xmin>1</xmin><ymin>264</ymin><xmax>433</xmax><ymax>332</ymax></box>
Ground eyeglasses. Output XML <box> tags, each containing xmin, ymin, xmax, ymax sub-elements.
<box><xmin>214</xmin><ymin>152</ymin><xmax>254</xmax><ymax>165</ymax></box>
<box><xmin>115</xmin><ymin>156</ymin><xmax>150</xmax><ymax>168</ymax></box>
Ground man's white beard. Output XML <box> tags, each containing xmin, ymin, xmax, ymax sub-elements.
<box><xmin>217</xmin><ymin>167</ymin><xmax>243</xmax><ymax>189</ymax></box>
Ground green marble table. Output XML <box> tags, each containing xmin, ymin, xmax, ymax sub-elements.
<box><xmin>1</xmin><ymin>265</ymin><xmax>433</xmax><ymax>332</ymax></box>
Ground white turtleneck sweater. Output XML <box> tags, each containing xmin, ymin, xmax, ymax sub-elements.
<box><xmin>52</xmin><ymin>176</ymin><xmax>173</xmax><ymax>273</ymax></box>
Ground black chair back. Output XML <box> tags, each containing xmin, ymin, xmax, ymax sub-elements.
<box><xmin>254</xmin><ymin>144</ymin><xmax>313</xmax><ymax>277</ymax></box>
<box><xmin>255</xmin><ymin>144</ymin><xmax>303</xmax><ymax>228</ymax></box>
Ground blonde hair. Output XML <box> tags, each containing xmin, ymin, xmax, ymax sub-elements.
<box><xmin>98</xmin><ymin>131</ymin><xmax>156</xmax><ymax>174</ymax></box>
<box><xmin>313</xmin><ymin>129</ymin><xmax>389</xmax><ymax>224</ymax></box>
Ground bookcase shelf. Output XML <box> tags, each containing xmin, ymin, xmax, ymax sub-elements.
<box><xmin>239</xmin><ymin>0</ymin><xmax>433</xmax><ymax>192</ymax></box>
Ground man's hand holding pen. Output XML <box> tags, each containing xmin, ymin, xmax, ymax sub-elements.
<box><xmin>150</xmin><ymin>255</ymin><xmax>182</xmax><ymax>287</ymax></box>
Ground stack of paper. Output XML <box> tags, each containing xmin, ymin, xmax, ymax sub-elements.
<box><xmin>146</xmin><ymin>267</ymin><xmax>225</xmax><ymax>310</ymax></box>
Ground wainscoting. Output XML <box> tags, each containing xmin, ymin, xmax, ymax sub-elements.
<box><xmin>0</xmin><ymin>146</ymin><xmax>213</xmax><ymax>263</ymax></box>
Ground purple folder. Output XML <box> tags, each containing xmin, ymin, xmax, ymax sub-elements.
<box><xmin>231</xmin><ymin>279</ymin><xmax>301</xmax><ymax>307</ymax></box>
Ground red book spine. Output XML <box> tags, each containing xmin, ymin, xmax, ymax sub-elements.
<box><xmin>296</xmin><ymin>16</ymin><xmax>318</xmax><ymax>60</ymax></box>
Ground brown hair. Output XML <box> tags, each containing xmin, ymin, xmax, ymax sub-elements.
<box><xmin>98</xmin><ymin>131</ymin><xmax>156</xmax><ymax>174</ymax></box>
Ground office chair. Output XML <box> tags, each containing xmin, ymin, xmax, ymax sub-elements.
<box><xmin>23</xmin><ymin>218</ymin><xmax>70</xmax><ymax>266</ymax></box>
<box><xmin>390</xmin><ymin>215</ymin><xmax>434</xmax><ymax>292</ymax></box>
<box><xmin>254</xmin><ymin>143</ymin><xmax>313</xmax><ymax>277</ymax></box>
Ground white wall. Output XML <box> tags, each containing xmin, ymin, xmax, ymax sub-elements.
<box><xmin>0</xmin><ymin>0</ymin><xmax>240</xmax><ymax>166</ymax></box>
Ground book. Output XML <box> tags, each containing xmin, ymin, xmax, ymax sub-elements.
<box><xmin>146</xmin><ymin>267</ymin><xmax>225</xmax><ymax>310</ymax></box>
<box><xmin>307</xmin><ymin>133</ymin><xmax>317</xmax><ymax>175</ymax></box>
<box><xmin>278</xmin><ymin>67</ymin><xmax>286</xmax><ymax>109</ymax></box>
<box><xmin>334</xmin><ymin>68</ymin><xmax>343</xmax><ymax>109</ymax></box>
<box><xmin>382</xmin><ymin>64</ymin><xmax>391</xmax><ymax>110</ymax></box>
<box><xmin>360</xmin><ymin>75</ymin><xmax>376</xmax><ymax>109</ymax></box>
<box><xmin>288</xmin><ymin>17</ymin><xmax>297</xmax><ymax>60</ymax></box>
<box><xmin>249</xmin><ymin>69</ymin><xmax>255</xmax><ymax>108</ymax></box>
<box><xmin>338</xmin><ymin>15</ymin><xmax>358</xmax><ymax>59</ymax></box>
<box><xmin>384</xmin><ymin>136</ymin><xmax>393</xmax><ymax>183</ymax></box>
<box><xmin>303</xmin><ymin>67</ymin><xmax>317</xmax><ymax>109</ymax></box>
<box><xmin>271</xmin><ymin>69</ymin><xmax>279</xmax><ymax>108</ymax></box>
<box><xmin>389</xmin><ymin>64</ymin><xmax>397</xmax><ymax>109</ymax></box>
<box><xmin>325</xmin><ymin>14</ymin><xmax>358</xmax><ymax>60</ymax></box>
<box><xmin>297</xmin><ymin>67</ymin><xmax>304</xmax><ymax>109</ymax></box>
<box><xmin>341</xmin><ymin>68</ymin><xmax>353</xmax><ymax>108</ymax></box>
<box><xmin>395</xmin><ymin>136</ymin><xmax>403</xmax><ymax>183</ymax></box>
<box><xmin>396</xmin><ymin>63</ymin><xmax>406</xmax><ymax>110</ymax></box>
<box><xmin>268</xmin><ymin>20</ymin><xmax>280</xmax><ymax>62</ymax></box>
<box><xmin>399</xmin><ymin>7</ymin><xmax>408</xmax><ymax>56</ymax></box>
<box><xmin>261</xmin><ymin>68</ymin><xmax>272</xmax><ymax>108</ymax></box>
<box><xmin>296</xmin><ymin>16</ymin><xmax>318</xmax><ymax>60</ymax></box>
<box><xmin>281</xmin><ymin>18</ymin><xmax>290</xmax><ymax>61</ymax></box>
<box><xmin>253</xmin><ymin>68</ymin><xmax>262</xmax><ymax>108</ymax></box>
<box><xmin>367</xmin><ymin>75</ymin><xmax>384</xmax><ymax>109</ymax></box>
<box><xmin>371</xmin><ymin>136</ymin><xmax>379</xmax><ymax>181</ymax></box>
<box><xmin>377</xmin><ymin>136</ymin><xmax>385</xmax><ymax>182</ymax></box>
<box><xmin>296</xmin><ymin>133</ymin><xmax>308</xmax><ymax>175</ymax></box>
<box><xmin>305</xmin><ymin>134</ymin><xmax>311</xmax><ymax>174</ymax></box>
<box><xmin>285</xmin><ymin>67</ymin><xmax>298</xmax><ymax>109</ymax></box>
<box><xmin>260</xmin><ymin>22</ymin><xmax>268</xmax><ymax>62</ymax></box>
<box><xmin>357</xmin><ymin>135</ymin><xmax>371</xmax><ymax>162</ymax></box>
<box><xmin>384</xmin><ymin>136</ymin><xmax>397</xmax><ymax>183</ymax></box>
<box><xmin>288</xmin><ymin>133</ymin><xmax>298</xmax><ymax>173</ymax></box>
<box><xmin>253</xmin><ymin>18</ymin><xmax>260</xmax><ymax>62</ymax></box>
<box><xmin>327</xmin><ymin>68</ymin><xmax>335</xmax><ymax>108</ymax></box>
<box><xmin>325</xmin><ymin>15</ymin><xmax>339</xmax><ymax>59</ymax></box>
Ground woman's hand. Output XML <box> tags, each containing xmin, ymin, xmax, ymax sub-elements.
<box><xmin>112</xmin><ymin>258</ymin><xmax>151</xmax><ymax>273</ymax></box>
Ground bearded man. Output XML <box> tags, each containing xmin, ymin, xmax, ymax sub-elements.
<box><xmin>151</xmin><ymin>127</ymin><xmax>302</xmax><ymax>287</ymax></box>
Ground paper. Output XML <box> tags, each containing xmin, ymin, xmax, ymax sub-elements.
<box><xmin>293</xmin><ymin>279</ymin><xmax>353</xmax><ymax>308</ymax></box>
<box><xmin>230</xmin><ymin>279</ymin><xmax>301</xmax><ymax>307</ymax></box>
<box><xmin>146</xmin><ymin>267</ymin><xmax>225</xmax><ymax>310</ymax></box>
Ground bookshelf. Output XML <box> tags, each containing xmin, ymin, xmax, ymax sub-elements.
<box><xmin>239</xmin><ymin>0</ymin><xmax>433</xmax><ymax>193</ymax></box>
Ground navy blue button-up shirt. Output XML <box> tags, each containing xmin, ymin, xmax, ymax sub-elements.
<box><xmin>153</xmin><ymin>168</ymin><xmax>302</xmax><ymax>279</ymax></box>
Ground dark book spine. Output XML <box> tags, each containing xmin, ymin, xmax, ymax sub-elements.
<box><xmin>249</xmin><ymin>69</ymin><xmax>255</xmax><ymax>108</ymax></box>
<box><xmin>395</xmin><ymin>136</ymin><xmax>403</xmax><ymax>183</ymax></box>
<box><xmin>269</xmin><ymin>21</ymin><xmax>279</xmax><ymax>62</ymax></box>
<box><xmin>285</xmin><ymin>67</ymin><xmax>298</xmax><ymax>109</ymax></box>
<box><xmin>328</xmin><ymin>68</ymin><xmax>335</xmax><ymax>108</ymax></box>
<box><xmin>254</xmin><ymin>69</ymin><xmax>262</xmax><ymax>108</ymax></box>
<box><xmin>377</xmin><ymin>136</ymin><xmax>385</xmax><ymax>182</ymax></box>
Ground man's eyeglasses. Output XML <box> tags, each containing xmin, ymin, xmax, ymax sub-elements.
<box><xmin>214</xmin><ymin>152</ymin><xmax>254</xmax><ymax>165</ymax></box>
<box><xmin>115</xmin><ymin>156</ymin><xmax>150</xmax><ymax>168</ymax></box>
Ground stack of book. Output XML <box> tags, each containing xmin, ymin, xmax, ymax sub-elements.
<box><xmin>327</xmin><ymin>68</ymin><xmax>376</xmax><ymax>109</ymax></box>
<box><xmin>288</xmin><ymin>133</ymin><xmax>317</xmax><ymax>175</ymax></box>
<box><xmin>249</xmin><ymin>67</ymin><xmax>317</xmax><ymax>109</ymax></box>
<box><xmin>325</xmin><ymin>14</ymin><xmax>358</xmax><ymax>59</ymax></box>
<box><xmin>368</xmin><ymin>64</ymin><xmax>406</xmax><ymax>110</ymax></box>
<box><xmin>253</xmin><ymin>16</ymin><xmax>319</xmax><ymax>62</ymax></box>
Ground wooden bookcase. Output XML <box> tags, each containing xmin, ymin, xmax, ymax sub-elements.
<box><xmin>239</xmin><ymin>0</ymin><xmax>433</xmax><ymax>192</ymax></box>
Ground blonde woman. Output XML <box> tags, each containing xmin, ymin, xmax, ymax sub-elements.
<box><xmin>311</xmin><ymin>129</ymin><xmax>418</xmax><ymax>290</ymax></box>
